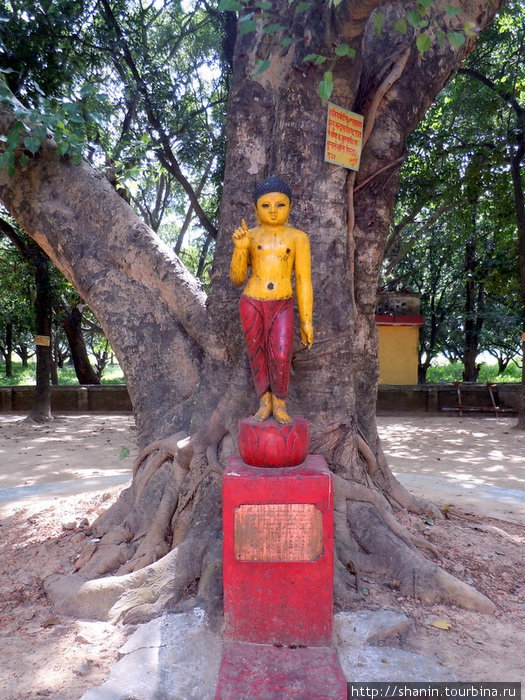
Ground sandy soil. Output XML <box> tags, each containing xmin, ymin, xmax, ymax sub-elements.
<box><xmin>0</xmin><ymin>413</ymin><xmax>524</xmax><ymax>699</ymax></box>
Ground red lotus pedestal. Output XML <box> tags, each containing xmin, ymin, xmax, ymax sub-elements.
<box><xmin>238</xmin><ymin>416</ymin><xmax>309</xmax><ymax>468</ymax></box>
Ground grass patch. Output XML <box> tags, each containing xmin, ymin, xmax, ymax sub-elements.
<box><xmin>426</xmin><ymin>361</ymin><xmax>521</xmax><ymax>384</ymax></box>
<box><xmin>0</xmin><ymin>361</ymin><xmax>125</xmax><ymax>386</ymax></box>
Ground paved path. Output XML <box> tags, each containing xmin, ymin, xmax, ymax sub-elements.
<box><xmin>0</xmin><ymin>413</ymin><xmax>523</xmax><ymax>523</ymax></box>
<box><xmin>377</xmin><ymin>415</ymin><xmax>525</xmax><ymax>524</ymax></box>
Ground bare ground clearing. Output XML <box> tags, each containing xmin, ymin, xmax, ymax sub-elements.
<box><xmin>0</xmin><ymin>413</ymin><xmax>523</xmax><ymax>699</ymax></box>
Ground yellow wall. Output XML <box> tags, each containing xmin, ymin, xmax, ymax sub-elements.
<box><xmin>377</xmin><ymin>324</ymin><xmax>420</xmax><ymax>385</ymax></box>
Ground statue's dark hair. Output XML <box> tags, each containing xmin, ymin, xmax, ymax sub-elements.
<box><xmin>253</xmin><ymin>176</ymin><xmax>292</xmax><ymax>203</ymax></box>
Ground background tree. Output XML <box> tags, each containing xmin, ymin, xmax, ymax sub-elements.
<box><xmin>385</xmin><ymin>0</ymin><xmax>523</xmax><ymax>388</ymax></box>
<box><xmin>0</xmin><ymin>219</ymin><xmax>54</xmax><ymax>420</ymax></box>
<box><xmin>0</xmin><ymin>0</ymin><xmax>506</xmax><ymax>623</ymax></box>
<box><xmin>0</xmin><ymin>234</ymin><xmax>34</xmax><ymax>376</ymax></box>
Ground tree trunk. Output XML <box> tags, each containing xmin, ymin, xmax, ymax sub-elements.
<box><xmin>28</xmin><ymin>250</ymin><xmax>53</xmax><ymax>422</ymax></box>
<box><xmin>4</xmin><ymin>322</ymin><xmax>13</xmax><ymax>377</ymax></box>
<box><xmin>17</xmin><ymin>344</ymin><xmax>30</xmax><ymax>367</ymax></box>
<box><xmin>61</xmin><ymin>305</ymin><xmax>101</xmax><ymax>385</ymax></box>
<box><xmin>462</xmin><ymin>204</ymin><xmax>485</xmax><ymax>382</ymax></box>
<box><xmin>0</xmin><ymin>0</ymin><xmax>504</xmax><ymax>623</ymax></box>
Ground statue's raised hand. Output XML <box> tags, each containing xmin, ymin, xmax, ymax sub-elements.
<box><xmin>232</xmin><ymin>219</ymin><xmax>250</xmax><ymax>249</ymax></box>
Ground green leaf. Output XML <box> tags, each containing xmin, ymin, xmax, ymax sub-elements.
<box><xmin>280</xmin><ymin>37</ymin><xmax>294</xmax><ymax>47</ymax></box>
<box><xmin>252</xmin><ymin>59</ymin><xmax>270</xmax><ymax>77</ymax></box>
<box><xmin>335</xmin><ymin>43</ymin><xmax>355</xmax><ymax>58</ymax></box>
<box><xmin>447</xmin><ymin>31</ymin><xmax>465</xmax><ymax>48</ymax></box>
<box><xmin>256</xmin><ymin>1</ymin><xmax>272</xmax><ymax>8</ymax></box>
<box><xmin>0</xmin><ymin>83</ymin><xmax>14</xmax><ymax>99</ymax></box>
<box><xmin>119</xmin><ymin>446</ymin><xmax>130</xmax><ymax>461</ymax></box>
<box><xmin>263</xmin><ymin>23</ymin><xmax>285</xmax><ymax>34</ymax></box>
<box><xmin>373</xmin><ymin>12</ymin><xmax>385</xmax><ymax>36</ymax></box>
<box><xmin>393</xmin><ymin>18</ymin><xmax>407</xmax><ymax>35</ymax></box>
<box><xmin>32</xmin><ymin>125</ymin><xmax>48</xmax><ymax>140</ymax></box>
<box><xmin>318</xmin><ymin>71</ymin><xmax>333</xmax><ymax>101</ymax></box>
<box><xmin>0</xmin><ymin>150</ymin><xmax>15</xmax><ymax>169</ymax></box>
<box><xmin>445</xmin><ymin>4</ymin><xmax>462</xmax><ymax>16</ymax></box>
<box><xmin>218</xmin><ymin>0</ymin><xmax>242</xmax><ymax>10</ymax></box>
<box><xmin>239</xmin><ymin>19</ymin><xmax>256</xmax><ymax>34</ymax></box>
<box><xmin>19</xmin><ymin>154</ymin><xmax>29</xmax><ymax>167</ymax></box>
<box><xmin>416</xmin><ymin>33</ymin><xmax>432</xmax><ymax>55</ymax></box>
<box><xmin>295</xmin><ymin>1</ymin><xmax>311</xmax><ymax>12</ymax></box>
<box><xmin>80</xmin><ymin>83</ymin><xmax>95</xmax><ymax>98</ymax></box>
<box><xmin>464</xmin><ymin>20</ymin><xmax>476</xmax><ymax>37</ymax></box>
<box><xmin>7</xmin><ymin>121</ymin><xmax>25</xmax><ymax>147</ymax></box>
<box><xmin>303</xmin><ymin>53</ymin><xmax>318</xmax><ymax>62</ymax></box>
<box><xmin>407</xmin><ymin>10</ymin><xmax>420</xmax><ymax>28</ymax></box>
<box><xmin>56</xmin><ymin>140</ymin><xmax>69</xmax><ymax>156</ymax></box>
<box><xmin>23</xmin><ymin>135</ymin><xmax>41</xmax><ymax>155</ymax></box>
<box><xmin>314</xmin><ymin>55</ymin><xmax>327</xmax><ymax>65</ymax></box>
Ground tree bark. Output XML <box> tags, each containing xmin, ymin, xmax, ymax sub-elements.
<box><xmin>0</xmin><ymin>0</ymin><xmax>505</xmax><ymax>622</ymax></box>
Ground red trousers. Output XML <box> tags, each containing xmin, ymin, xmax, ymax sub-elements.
<box><xmin>239</xmin><ymin>296</ymin><xmax>294</xmax><ymax>399</ymax></box>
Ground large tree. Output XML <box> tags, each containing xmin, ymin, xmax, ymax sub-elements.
<box><xmin>0</xmin><ymin>0</ymin><xmax>505</xmax><ymax>623</ymax></box>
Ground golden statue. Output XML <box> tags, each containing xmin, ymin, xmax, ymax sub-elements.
<box><xmin>230</xmin><ymin>177</ymin><xmax>313</xmax><ymax>425</ymax></box>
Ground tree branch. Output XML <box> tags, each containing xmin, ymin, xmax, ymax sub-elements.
<box><xmin>385</xmin><ymin>201</ymin><xmax>458</xmax><ymax>273</ymax></box>
<box><xmin>97</xmin><ymin>0</ymin><xmax>218</xmax><ymax>240</ymax></box>
<box><xmin>459</xmin><ymin>67</ymin><xmax>524</xmax><ymax>117</ymax></box>
<box><xmin>0</xmin><ymin>217</ymin><xmax>34</xmax><ymax>263</ymax></box>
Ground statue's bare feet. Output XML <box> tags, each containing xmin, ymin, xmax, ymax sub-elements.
<box><xmin>252</xmin><ymin>392</ymin><xmax>272</xmax><ymax>422</ymax></box>
<box><xmin>272</xmin><ymin>396</ymin><xmax>293</xmax><ymax>425</ymax></box>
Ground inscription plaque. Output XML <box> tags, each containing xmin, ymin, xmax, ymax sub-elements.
<box><xmin>234</xmin><ymin>503</ymin><xmax>323</xmax><ymax>562</ymax></box>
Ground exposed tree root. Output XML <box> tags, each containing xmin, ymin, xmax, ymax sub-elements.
<box><xmin>333</xmin><ymin>494</ymin><xmax>496</xmax><ymax>614</ymax></box>
<box><xmin>46</xmin><ymin>475</ymin><xmax>223</xmax><ymax>625</ymax></box>
<box><xmin>46</xmin><ymin>418</ymin><xmax>497</xmax><ymax>626</ymax></box>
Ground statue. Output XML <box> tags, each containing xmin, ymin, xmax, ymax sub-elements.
<box><xmin>230</xmin><ymin>176</ymin><xmax>313</xmax><ymax>425</ymax></box>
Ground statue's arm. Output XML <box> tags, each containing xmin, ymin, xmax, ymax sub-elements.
<box><xmin>294</xmin><ymin>231</ymin><xmax>314</xmax><ymax>349</ymax></box>
<box><xmin>230</xmin><ymin>220</ymin><xmax>250</xmax><ymax>287</ymax></box>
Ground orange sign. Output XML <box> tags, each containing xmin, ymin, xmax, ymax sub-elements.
<box><xmin>325</xmin><ymin>103</ymin><xmax>364</xmax><ymax>171</ymax></box>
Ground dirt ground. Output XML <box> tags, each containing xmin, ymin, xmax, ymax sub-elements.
<box><xmin>0</xmin><ymin>413</ymin><xmax>524</xmax><ymax>699</ymax></box>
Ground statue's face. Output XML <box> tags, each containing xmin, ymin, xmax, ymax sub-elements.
<box><xmin>255</xmin><ymin>192</ymin><xmax>290</xmax><ymax>226</ymax></box>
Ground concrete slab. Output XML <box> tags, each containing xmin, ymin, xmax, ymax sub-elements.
<box><xmin>79</xmin><ymin>609</ymin><xmax>456</xmax><ymax>699</ymax></box>
<box><xmin>79</xmin><ymin>609</ymin><xmax>222</xmax><ymax>700</ymax></box>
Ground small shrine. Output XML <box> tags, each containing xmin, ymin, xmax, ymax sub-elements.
<box><xmin>376</xmin><ymin>292</ymin><xmax>424</xmax><ymax>386</ymax></box>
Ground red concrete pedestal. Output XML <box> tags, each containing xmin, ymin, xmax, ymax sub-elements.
<box><xmin>223</xmin><ymin>455</ymin><xmax>333</xmax><ymax>646</ymax></box>
<box><xmin>216</xmin><ymin>444</ymin><xmax>346</xmax><ymax>699</ymax></box>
